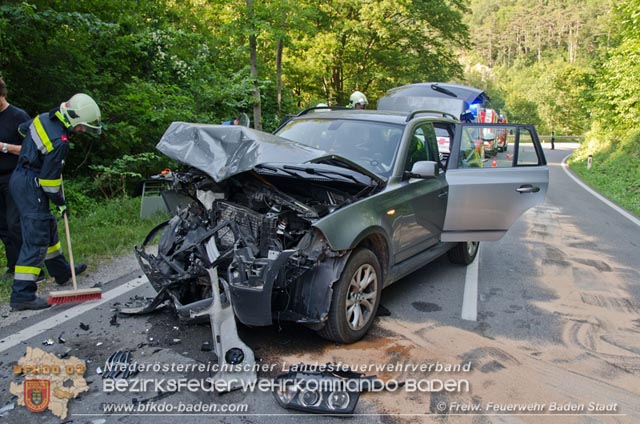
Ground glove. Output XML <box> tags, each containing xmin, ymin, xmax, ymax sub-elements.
<box><xmin>57</xmin><ymin>204</ymin><xmax>69</xmax><ymax>218</ymax></box>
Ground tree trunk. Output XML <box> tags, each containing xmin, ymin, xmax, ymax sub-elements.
<box><xmin>568</xmin><ymin>26</ymin><xmax>573</xmax><ymax>64</ymax></box>
<box><xmin>276</xmin><ymin>38</ymin><xmax>283</xmax><ymax>117</ymax></box>
<box><xmin>247</xmin><ymin>0</ymin><xmax>262</xmax><ymax>130</ymax></box>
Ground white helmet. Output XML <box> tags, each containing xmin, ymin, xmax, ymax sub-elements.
<box><xmin>349</xmin><ymin>91</ymin><xmax>368</xmax><ymax>108</ymax></box>
<box><xmin>60</xmin><ymin>93</ymin><xmax>102</xmax><ymax>135</ymax></box>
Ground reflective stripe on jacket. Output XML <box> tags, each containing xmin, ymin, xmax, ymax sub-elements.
<box><xmin>17</xmin><ymin>108</ymin><xmax>70</xmax><ymax>206</ymax></box>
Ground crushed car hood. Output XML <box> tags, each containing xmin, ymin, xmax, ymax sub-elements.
<box><xmin>157</xmin><ymin>122</ymin><xmax>352</xmax><ymax>183</ymax></box>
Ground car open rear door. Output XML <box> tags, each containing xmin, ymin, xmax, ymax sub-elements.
<box><xmin>441</xmin><ymin>123</ymin><xmax>548</xmax><ymax>242</ymax></box>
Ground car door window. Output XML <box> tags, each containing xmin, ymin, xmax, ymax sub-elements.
<box><xmin>517</xmin><ymin>128</ymin><xmax>541</xmax><ymax>165</ymax></box>
<box><xmin>457</xmin><ymin>126</ymin><xmax>485</xmax><ymax>168</ymax></box>
<box><xmin>424</xmin><ymin>125</ymin><xmax>439</xmax><ymax>162</ymax></box>
<box><xmin>456</xmin><ymin>125</ymin><xmax>542</xmax><ymax>169</ymax></box>
<box><xmin>434</xmin><ymin>123</ymin><xmax>455</xmax><ymax>168</ymax></box>
<box><xmin>405</xmin><ymin>123</ymin><xmax>436</xmax><ymax>172</ymax></box>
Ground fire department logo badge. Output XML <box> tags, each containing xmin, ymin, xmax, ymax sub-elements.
<box><xmin>9</xmin><ymin>347</ymin><xmax>89</xmax><ymax>419</ymax></box>
<box><xmin>24</xmin><ymin>379</ymin><xmax>50</xmax><ymax>413</ymax></box>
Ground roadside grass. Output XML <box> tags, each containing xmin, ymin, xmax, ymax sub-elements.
<box><xmin>0</xmin><ymin>197</ymin><xmax>168</xmax><ymax>303</ymax></box>
<box><xmin>568</xmin><ymin>129</ymin><xmax>640</xmax><ymax>218</ymax></box>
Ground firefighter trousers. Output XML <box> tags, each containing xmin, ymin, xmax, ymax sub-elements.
<box><xmin>9</xmin><ymin>167</ymin><xmax>71</xmax><ymax>302</ymax></box>
<box><xmin>0</xmin><ymin>172</ymin><xmax>22</xmax><ymax>272</ymax></box>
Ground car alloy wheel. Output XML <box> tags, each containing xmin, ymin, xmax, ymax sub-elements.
<box><xmin>466</xmin><ymin>241</ymin><xmax>479</xmax><ymax>257</ymax></box>
<box><xmin>318</xmin><ymin>248</ymin><xmax>382</xmax><ymax>343</ymax></box>
<box><xmin>345</xmin><ymin>264</ymin><xmax>378</xmax><ymax>331</ymax></box>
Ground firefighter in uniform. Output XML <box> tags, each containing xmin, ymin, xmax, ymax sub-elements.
<box><xmin>9</xmin><ymin>93</ymin><xmax>101</xmax><ymax>311</ymax></box>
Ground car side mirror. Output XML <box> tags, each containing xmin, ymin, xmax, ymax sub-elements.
<box><xmin>405</xmin><ymin>161</ymin><xmax>438</xmax><ymax>179</ymax></box>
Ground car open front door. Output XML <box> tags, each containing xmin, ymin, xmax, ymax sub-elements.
<box><xmin>441</xmin><ymin>124</ymin><xmax>548</xmax><ymax>242</ymax></box>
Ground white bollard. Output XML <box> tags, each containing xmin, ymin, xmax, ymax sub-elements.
<box><xmin>587</xmin><ymin>155</ymin><xmax>593</xmax><ymax>170</ymax></box>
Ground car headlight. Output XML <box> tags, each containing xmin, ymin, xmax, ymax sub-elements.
<box><xmin>327</xmin><ymin>391</ymin><xmax>351</xmax><ymax>410</ymax></box>
<box><xmin>300</xmin><ymin>388</ymin><xmax>322</xmax><ymax>407</ymax></box>
<box><xmin>273</xmin><ymin>371</ymin><xmax>360</xmax><ymax>414</ymax></box>
<box><xmin>275</xmin><ymin>382</ymin><xmax>298</xmax><ymax>404</ymax></box>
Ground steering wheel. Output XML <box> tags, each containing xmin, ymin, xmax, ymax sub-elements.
<box><xmin>357</xmin><ymin>157</ymin><xmax>389</xmax><ymax>174</ymax></box>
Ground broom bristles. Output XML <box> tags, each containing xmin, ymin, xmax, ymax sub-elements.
<box><xmin>47</xmin><ymin>288</ymin><xmax>102</xmax><ymax>305</ymax></box>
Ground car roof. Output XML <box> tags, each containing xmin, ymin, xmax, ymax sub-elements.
<box><xmin>284</xmin><ymin>109</ymin><xmax>458</xmax><ymax>126</ymax></box>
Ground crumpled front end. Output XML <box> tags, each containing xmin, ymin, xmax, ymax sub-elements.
<box><xmin>134</xmin><ymin>168</ymin><xmax>350</xmax><ymax>327</ymax></box>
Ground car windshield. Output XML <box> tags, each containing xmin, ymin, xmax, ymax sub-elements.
<box><xmin>276</xmin><ymin>118</ymin><xmax>404</xmax><ymax>178</ymax></box>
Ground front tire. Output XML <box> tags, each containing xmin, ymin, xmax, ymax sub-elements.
<box><xmin>318</xmin><ymin>248</ymin><xmax>382</xmax><ymax>344</ymax></box>
<box><xmin>448</xmin><ymin>241</ymin><xmax>479</xmax><ymax>265</ymax></box>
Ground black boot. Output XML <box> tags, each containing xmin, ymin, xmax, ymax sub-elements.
<box><xmin>10</xmin><ymin>297</ymin><xmax>51</xmax><ymax>311</ymax></box>
<box><xmin>55</xmin><ymin>263</ymin><xmax>88</xmax><ymax>286</ymax></box>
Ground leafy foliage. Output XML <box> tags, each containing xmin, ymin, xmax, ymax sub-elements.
<box><xmin>1</xmin><ymin>0</ymin><xmax>468</xmax><ymax>189</ymax></box>
<box><xmin>89</xmin><ymin>153</ymin><xmax>163</xmax><ymax>199</ymax></box>
<box><xmin>465</xmin><ymin>0</ymin><xmax>638</xmax><ymax>215</ymax></box>
<box><xmin>1</xmin><ymin>0</ymin><xmax>638</xmax><ymax>206</ymax></box>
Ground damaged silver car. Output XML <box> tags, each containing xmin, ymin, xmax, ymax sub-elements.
<box><xmin>135</xmin><ymin>109</ymin><xmax>548</xmax><ymax>344</ymax></box>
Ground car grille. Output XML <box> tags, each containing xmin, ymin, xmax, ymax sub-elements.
<box><xmin>215</xmin><ymin>201</ymin><xmax>262</xmax><ymax>249</ymax></box>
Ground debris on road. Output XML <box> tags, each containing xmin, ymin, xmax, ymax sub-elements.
<box><xmin>58</xmin><ymin>347</ymin><xmax>72</xmax><ymax>359</ymax></box>
<box><xmin>102</xmin><ymin>351</ymin><xmax>135</xmax><ymax>379</ymax></box>
<box><xmin>79</xmin><ymin>322</ymin><xmax>90</xmax><ymax>331</ymax></box>
<box><xmin>118</xmin><ymin>295</ymin><xmax>165</xmax><ymax>315</ymax></box>
<box><xmin>42</xmin><ymin>338</ymin><xmax>55</xmax><ymax>346</ymax></box>
<box><xmin>187</xmin><ymin>267</ymin><xmax>257</xmax><ymax>392</ymax></box>
<box><xmin>109</xmin><ymin>314</ymin><xmax>119</xmax><ymax>326</ymax></box>
<box><xmin>0</xmin><ymin>402</ymin><xmax>15</xmax><ymax>417</ymax></box>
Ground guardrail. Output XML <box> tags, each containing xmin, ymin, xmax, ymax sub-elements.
<box><xmin>539</xmin><ymin>135</ymin><xmax>584</xmax><ymax>143</ymax></box>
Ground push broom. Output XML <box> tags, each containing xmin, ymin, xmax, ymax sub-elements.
<box><xmin>48</xmin><ymin>181</ymin><xmax>102</xmax><ymax>304</ymax></box>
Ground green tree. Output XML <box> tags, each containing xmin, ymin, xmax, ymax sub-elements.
<box><xmin>287</xmin><ymin>0</ymin><xmax>469</xmax><ymax>106</ymax></box>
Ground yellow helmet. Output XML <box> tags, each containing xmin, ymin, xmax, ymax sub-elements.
<box><xmin>60</xmin><ymin>93</ymin><xmax>102</xmax><ymax>136</ymax></box>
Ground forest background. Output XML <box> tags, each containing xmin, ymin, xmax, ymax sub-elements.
<box><xmin>0</xmin><ymin>0</ymin><xmax>638</xmax><ymax>215</ymax></box>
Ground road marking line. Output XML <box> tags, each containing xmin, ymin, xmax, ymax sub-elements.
<box><xmin>0</xmin><ymin>276</ymin><xmax>149</xmax><ymax>354</ymax></box>
<box><xmin>562</xmin><ymin>154</ymin><xmax>640</xmax><ymax>227</ymax></box>
<box><xmin>461</xmin><ymin>244</ymin><xmax>480</xmax><ymax>321</ymax></box>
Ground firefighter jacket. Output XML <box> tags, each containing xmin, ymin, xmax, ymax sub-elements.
<box><xmin>17</xmin><ymin>108</ymin><xmax>71</xmax><ymax>206</ymax></box>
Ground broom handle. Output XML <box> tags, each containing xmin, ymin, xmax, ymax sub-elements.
<box><xmin>60</xmin><ymin>178</ymin><xmax>78</xmax><ymax>291</ymax></box>
<box><xmin>62</xmin><ymin>213</ymin><xmax>77</xmax><ymax>291</ymax></box>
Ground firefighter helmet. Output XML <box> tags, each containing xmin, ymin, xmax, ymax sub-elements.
<box><xmin>349</xmin><ymin>91</ymin><xmax>368</xmax><ymax>109</ymax></box>
<box><xmin>60</xmin><ymin>93</ymin><xmax>102</xmax><ymax>136</ymax></box>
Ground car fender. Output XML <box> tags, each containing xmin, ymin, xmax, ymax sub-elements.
<box><xmin>292</xmin><ymin>252</ymin><xmax>351</xmax><ymax>329</ymax></box>
<box><xmin>312</xmin><ymin>222</ymin><xmax>391</xmax><ymax>283</ymax></box>
<box><xmin>312</xmin><ymin>197</ymin><xmax>394</xmax><ymax>252</ymax></box>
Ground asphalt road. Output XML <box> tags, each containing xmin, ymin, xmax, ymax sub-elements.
<box><xmin>0</xmin><ymin>143</ymin><xmax>638</xmax><ymax>424</ymax></box>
